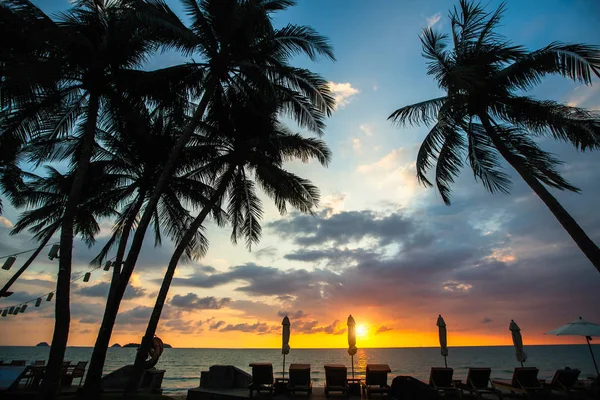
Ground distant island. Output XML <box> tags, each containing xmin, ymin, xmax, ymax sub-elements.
<box><xmin>122</xmin><ymin>343</ymin><xmax>173</xmax><ymax>349</ymax></box>
<box><xmin>111</xmin><ymin>343</ymin><xmax>122</xmax><ymax>348</ymax></box>
<box><xmin>36</xmin><ymin>342</ymin><xmax>49</xmax><ymax>347</ymax></box>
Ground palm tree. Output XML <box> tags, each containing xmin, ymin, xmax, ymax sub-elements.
<box><xmin>110</xmin><ymin>0</ymin><xmax>336</xmax><ymax>328</ymax></box>
<box><xmin>126</xmin><ymin>87</ymin><xmax>331</xmax><ymax>392</ymax></box>
<box><xmin>82</xmin><ymin>107</ymin><xmax>221</xmax><ymax>396</ymax></box>
<box><xmin>389</xmin><ymin>0</ymin><xmax>600</xmax><ymax>273</ymax></box>
<box><xmin>1</xmin><ymin>1</ymin><xmax>165</xmax><ymax>395</ymax></box>
<box><xmin>1</xmin><ymin>162</ymin><xmax>125</xmax><ymax>297</ymax></box>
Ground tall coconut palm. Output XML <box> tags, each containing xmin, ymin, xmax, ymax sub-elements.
<box><xmin>82</xmin><ymin>107</ymin><xmax>222</xmax><ymax>396</ymax></box>
<box><xmin>0</xmin><ymin>1</ymin><xmax>164</xmax><ymax>395</ymax></box>
<box><xmin>126</xmin><ymin>87</ymin><xmax>331</xmax><ymax>392</ymax></box>
<box><xmin>1</xmin><ymin>162</ymin><xmax>126</xmax><ymax>297</ymax></box>
<box><xmin>389</xmin><ymin>0</ymin><xmax>600</xmax><ymax>273</ymax></box>
<box><xmin>111</xmin><ymin>0</ymin><xmax>336</xmax><ymax>332</ymax></box>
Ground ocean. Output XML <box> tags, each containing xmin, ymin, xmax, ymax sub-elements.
<box><xmin>1</xmin><ymin>345</ymin><xmax>598</xmax><ymax>395</ymax></box>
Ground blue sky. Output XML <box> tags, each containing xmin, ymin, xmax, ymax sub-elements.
<box><xmin>1</xmin><ymin>0</ymin><xmax>600</xmax><ymax>358</ymax></box>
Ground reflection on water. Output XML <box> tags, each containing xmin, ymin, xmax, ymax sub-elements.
<box><xmin>1</xmin><ymin>345</ymin><xmax>598</xmax><ymax>395</ymax></box>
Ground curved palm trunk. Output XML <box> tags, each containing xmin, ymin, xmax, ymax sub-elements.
<box><xmin>82</xmin><ymin>191</ymin><xmax>147</xmax><ymax>398</ymax></box>
<box><xmin>113</xmin><ymin>78</ymin><xmax>217</xmax><ymax>307</ymax></box>
<box><xmin>124</xmin><ymin>177</ymin><xmax>230</xmax><ymax>394</ymax></box>
<box><xmin>38</xmin><ymin>94</ymin><xmax>100</xmax><ymax>400</ymax></box>
<box><xmin>480</xmin><ymin>113</ymin><xmax>600</xmax><ymax>274</ymax></box>
<box><xmin>0</xmin><ymin>234</ymin><xmax>54</xmax><ymax>297</ymax></box>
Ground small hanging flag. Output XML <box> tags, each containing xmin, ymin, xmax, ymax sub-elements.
<box><xmin>35</xmin><ymin>298</ymin><xmax>42</xmax><ymax>307</ymax></box>
<box><xmin>9</xmin><ymin>306</ymin><xmax>15</xmax><ymax>314</ymax></box>
<box><xmin>83</xmin><ymin>272</ymin><xmax>91</xmax><ymax>282</ymax></box>
<box><xmin>48</xmin><ymin>244</ymin><xmax>60</xmax><ymax>260</ymax></box>
<box><xmin>2</xmin><ymin>309</ymin><xmax>7</xmax><ymax>317</ymax></box>
<box><xmin>104</xmin><ymin>260</ymin><xmax>112</xmax><ymax>271</ymax></box>
<box><xmin>2</xmin><ymin>256</ymin><xmax>16</xmax><ymax>270</ymax></box>
<box><xmin>20</xmin><ymin>304</ymin><xmax>27</xmax><ymax>313</ymax></box>
<box><xmin>47</xmin><ymin>293</ymin><xmax>54</xmax><ymax>301</ymax></box>
<box><xmin>12</xmin><ymin>306</ymin><xmax>19</xmax><ymax>315</ymax></box>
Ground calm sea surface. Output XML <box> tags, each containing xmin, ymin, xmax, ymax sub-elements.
<box><xmin>1</xmin><ymin>345</ymin><xmax>598</xmax><ymax>395</ymax></box>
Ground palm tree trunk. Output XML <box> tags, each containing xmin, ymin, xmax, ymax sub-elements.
<box><xmin>479</xmin><ymin>113</ymin><xmax>600</xmax><ymax>273</ymax></box>
<box><xmin>0</xmin><ymin>234</ymin><xmax>54</xmax><ymax>297</ymax></box>
<box><xmin>38</xmin><ymin>93</ymin><xmax>100</xmax><ymax>400</ymax></box>
<box><xmin>124</xmin><ymin>176</ymin><xmax>230</xmax><ymax>394</ymax></box>
<box><xmin>82</xmin><ymin>191</ymin><xmax>146</xmax><ymax>398</ymax></box>
<box><xmin>114</xmin><ymin>77</ymin><xmax>217</xmax><ymax>307</ymax></box>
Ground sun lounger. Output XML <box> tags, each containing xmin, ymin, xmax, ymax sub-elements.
<box><xmin>457</xmin><ymin>368</ymin><xmax>501</xmax><ymax>399</ymax></box>
<box><xmin>9</xmin><ymin>360</ymin><xmax>25</xmax><ymax>366</ymax></box>
<box><xmin>249</xmin><ymin>362</ymin><xmax>274</xmax><ymax>398</ymax></box>
<box><xmin>546</xmin><ymin>368</ymin><xmax>582</xmax><ymax>393</ymax></box>
<box><xmin>324</xmin><ymin>364</ymin><xmax>349</xmax><ymax>398</ymax></box>
<box><xmin>362</xmin><ymin>364</ymin><xmax>391</xmax><ymax>396</ymax></box>
<box><xmin>492</xmin><ymin>367</ymin><xmax>545</xmax><ymax>397</ymax></box>
<box><xmin>429</xmin><ymin>367</ymin><xmax>461</xmax><ymax>397</ymax></box>
<box><xmin>63</xmin><ymin>361</ymin><xmax>87</xmax><ymax>386</ymax></box>
<box><xmin>287</xmin><ymin>363</ymin><xmax>312</xmax><ymax>396</ymax></box>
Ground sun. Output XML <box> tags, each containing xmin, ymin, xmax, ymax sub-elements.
<box><xmin>356</xmin><ymin>324</ymin><xmax>368</xmax><ymax>337</ymax></box>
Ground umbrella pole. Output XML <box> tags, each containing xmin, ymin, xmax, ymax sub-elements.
<box><xmin>586</xmin><ymin>336</ymin><xmax>599</xmax><ymax>375</ymax></box>
<box><xmin>444</xmin><ymin>356</ymin><xmax>447</xmax><ymax>368</ymax></box>
<box><xmin>352</xmin><ymin>355</ymin><xmax>355</xmax><ymax>378</ymax></box>
<box><xmin>283</xmin><ymin>354</ymin><xmax>286</xmax><ymax>379</ymax></box>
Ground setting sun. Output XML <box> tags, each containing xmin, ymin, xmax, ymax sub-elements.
<box><xmin>356</xmin><ymin>324</ymin><xmax>368</xmax><ymax>337</ymax></box>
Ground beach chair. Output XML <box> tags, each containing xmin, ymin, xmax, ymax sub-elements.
<box><xmin>34</xmin><ymin>360</ymin><xmax>46</xmax><ymax>366</ymax></box>
<box><xmin>324</xmin><ymin>364</ymin><xmax>349</xmax><ymax>398</ymax></box>
<box><xmin>248</xmin><ymin>362</ymin><xmax>274</xmax><ymax>398</ymax></box>
<box><xmin>429</xmin><ymin>367</ymin><xmax>461</xmax><ymax>398</ymax></box>
<box><xmin>9</xmin><ymin>360</ymin><xmax>26</xmax><ymax>366</ymax></box>
<box><xmin>362</xmin><ymin>364</ymin><xmax>391</xmax><ymax>396</ymax></box>
<box><xmin>63</xmin><ymin>361</ymin><xmax>87</xmax><ymax>386</ymax></box>
<box><xmin>492</xmin><ymin>367</ymin><xmax>545</xmax><ymax>397</ymax></box>
<box><xmin>546</xmin><ymin>368</ymin><xmax>582</xmax><ymax>393</ymax></box>
<box><xmin>458</xmin><ymin>368</ymin><xmax>502</xmax><ymax>399</ymax></box>
<box><xmin>287</xmin><ymin>363</ymin><xmax>312</xmax><ymax>396</ymax></box>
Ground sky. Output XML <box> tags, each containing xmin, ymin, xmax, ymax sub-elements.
<box><xmin>1</xmin><ymin>0</ymin><xmax>600</xmax><ymax>350</ymax></box>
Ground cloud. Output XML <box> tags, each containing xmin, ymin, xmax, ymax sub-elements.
<box><xmin>481</xmin><ymin>317</ymin><xmax>493</xmax><ymax>324</ymax></box>
<box><xmin>359</xmin><ymin>124</ymin><xmax>374</xmax><ymax>137</ymax></box>
<box><xmin>0</xmin><ymin>216</ymin><xmax>13</xmax><ymax>228</ymax></box>
<box><xmin>254</xmin><ymin>246</ymin><xmax>278</xmax><ymax>261</ymax></box>
<box><xmin>426</xmin><ymin>13</ymin><xmax>442</xmax><ymax>28</ymax></box>
<box><xmin>76</xmin><ymin>282</ymin><xmax>147</xmax><ymax>300</ymax></box>
<box><xmin>376</xmin><ymin>325</ymin><xmax>393</xmax><ymax>334</ymax></box>
<box><xmin>327</xmin><ymin>82</ymin><xmax>359</xmax><ymax>109</ymax></box>
<box><xmin>219</xmin><ymin>321</ymin><xmax>275</xmax><ymax>334</ymax></box>
<box><xmin>209</xmin><ymin>320</ymin><xmax>226</xmax><ymax>330</ymax></box>
<box><xmin>292</xmin><ymin>320</ymin><xmax>345</xmax><ymax>335</ymax></box>
<box><xmin>372</xmin><ymin>85</ymin><xmax>379</xmax><ymax>91</ymax></box>
<box><xmin>351</xmin><ymin>137</ymin><xmax>362</xmax><ymax>152</ymax></box>
<box><xmin>170</xmin><ymin>293</ymin><xmax>232</xmax><ymax>310</ymax></box>
<box><xmin>277</xmin><ymin>310</ymin><xmax>308</xmax><ymax>319</ymax></box>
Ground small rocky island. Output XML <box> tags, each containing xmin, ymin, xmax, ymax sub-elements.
<box><xmin>121</xmin><ymin>342</ymin><xmax>173</xmax><ymax>348</ymax></box>
<box><xmin>36</xmin><ymin>342</ymin><xmax>49</xmax><ymax>347</ymax></box>
<box><xmin>111</xmin><ymin>343</ymin><xmax>122</xmax><ymax>348</ymax></box>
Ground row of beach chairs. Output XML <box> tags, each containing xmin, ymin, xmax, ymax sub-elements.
<box><xmin>248</xmin><ymin>363</ymin><xmax>589</xmax><ymax>398</ymax></box>
<box><xmin>0</xmin><ymin>360</ymin><xmax>88</xmax><ymax>388</ymax></box>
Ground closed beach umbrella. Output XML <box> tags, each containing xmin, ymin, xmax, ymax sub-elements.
<box><xmin>510</xmin><ymin>320</ymin><xmax>527</xmax><ymax>366</ymax></box>
<box><xmin>347</xmin><ymin>315</ymin><xmax>357</xmax><ymax>378</ymax></box>
<box><xmin>546</xmin><ymin>316</ymin><xmax>600</xmax><ymax>375</ymax></box>
<box><xmin>437</xmin><ymin>315</ymin><xmax>449</xmax><ymax>367</ymax></box>
<box><xmin>282</xmin><ymin>316</ymin><xmax>290</xmax><ymax>378</ymax></box>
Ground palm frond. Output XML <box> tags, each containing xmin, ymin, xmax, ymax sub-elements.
<box><xmin>435</xmin><ymin>129</ymin><xmax>466</xmax><ymax>205</ymax></box>
<box><xmin>388</xmin><ymin>96</ymin><xmax>448</xmax><ymax>126</ymax></box>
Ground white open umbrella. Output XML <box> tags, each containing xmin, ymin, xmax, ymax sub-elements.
<box><xmin>510</xmin><ymin>320</ymin><xmax>527</xmax><ymax>367</ymax></box>
<box><xmin>347</xmin><ymin>315</ymin><xmax>357</xmax><ymax>378</ymax></box>
<box><xmin>282</xmin><ymin>316</ymin><xmax>290</xmax><ymax>378</ymax></box>
<box><xmin>437</xmin><ymin>315</ymin><xmax>449</xmax><ymax>367</ymax></box>
<box><xmin>546</xmin><ymin>316</ymin><xmax>600</xmax><ymax>375</ymax></box>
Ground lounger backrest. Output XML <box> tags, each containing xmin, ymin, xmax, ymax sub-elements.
<box><xmin>366</xmin><ymin>365</ymin><xmax>390</xmax><ymax>386</ymax></box>
<box><xmin>324</xmin><ymin>365</ymin><xmax>347</xmax><ymax>387</ymax></box>
<box><xmin>74</xmin><ymin>361</ymin><xmax>88</xmax><ymax>373</ymax></box>
<box><xmin>429</xmin><ymin>367</ymin><xmax>453</xmax><ymax>387</ymax></box>
<box><xmin>251</xmin><ymin>364</ymin><xmax>273</xmax><ymax>385</ymax></box>
<box><xmin>10</xmin><ymin>360</ymin><xmax>26</xmax><ymax>366</ymax></box>
<box><xmin>289</xmin><ymin>364</ymin><xmax>311</xmax><ymax>386</ymax></box>
<box><xmin>551</xmin><ymin>369</ymin><xmax>581</xmax><ymax>388</ymax></box>
<box><xmin>34</xmin><ymin>360</ymin><xmax>46</xmax><ymax>366</ymax></box>
<box><xmin>466</xmin><ymin>368</ymin><xmax>491</xmax><ymax>389</ymax></box>
<box><xmin>513</xmin><ymin>367</ymin><xmax>539</xmax><ymax>388</ymax></box>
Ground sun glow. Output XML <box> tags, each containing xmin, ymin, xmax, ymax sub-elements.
<box><xmin>356</xmin><ymin>324</ymin><xmax>368</xmax><ymax>337</ymax></box>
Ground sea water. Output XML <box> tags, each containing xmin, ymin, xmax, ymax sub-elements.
<box><xmin>1</xmin><ymin>345</ymin><xmax>598</xmax><ymax>395</ymax></box>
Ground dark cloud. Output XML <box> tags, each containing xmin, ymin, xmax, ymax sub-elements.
<box><xmin>170</xmin><ymin>293</ymin><xmax>231</xmax><ymax>310</ymax></box>
<box><xmin>219</xmin><ymin>321</ymin><xmax>275</xmax><ymax>334</ymax></box>
<box><xmin>376</xmin><ymin>326</ymin><xmax>393</xmax><ymax>334</ymax></box>
<box><xmin>254</xmin><ymin>246</ymin><xmax>278</xmax><ymax>260</ymax></box>
<box><xmin>268</xmin><ymin>209</ymin><xmax>418</xmax><ymax>247</ymax></box>
<box><xmin>210</xmin><ymin>320</ymin><xmax>226</xmax><ymax>330</ymax></box>
<box><xmin>292</xmin><ymin>320</ymin><xmax>345</xmax><ymax>335</ymax></box>
<box><xmin>76</xmin><ymin>282</ymin><xmax>147</xmax><ymax>300</ymax></box>
<box><xmin>481</xmin><ymin>317</ymin><xmax>493</xmax><ymax>324</ymax></box>
<box><xmin>277</xmin><ymin>310</ymin><xmax>308</xmax><ymax>319</ymax></box>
